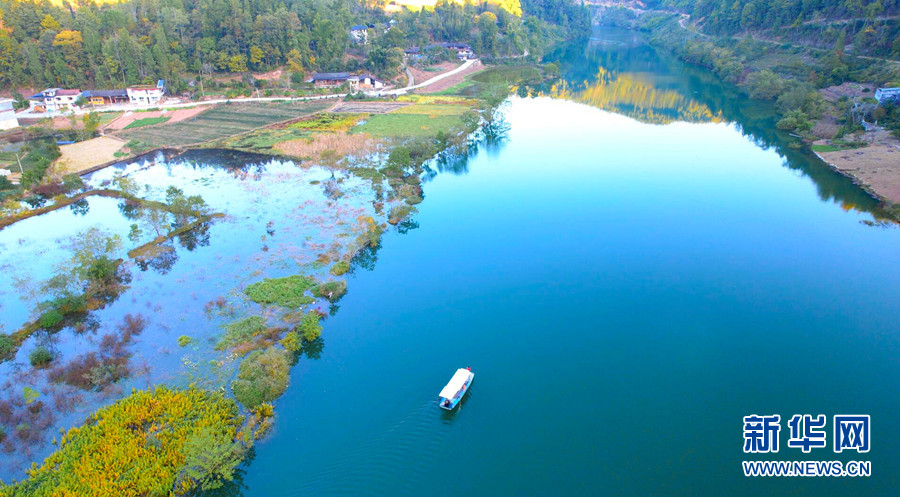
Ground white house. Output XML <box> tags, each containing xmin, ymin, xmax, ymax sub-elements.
<box><xmin>352</xmin><ymin>74</ymin><xmax>385</xmax><ymax>91</ymax></box>
<box><xmin>127</xmin><ymin>80</ymin><xmax>166</xmax><ymax>105</ymax></box>
<box><xmin>28</xmin><ymin>88</ymin><xmax>82</xmax><ymax>112</ymax></box>
<box><xmin>0</xmin><ymin>98</ymin><xmax>19</xmax><ymax>130</ymax></box>
<box><xmin>350</xmin><ymin>25</ymin><xmax>368</xmax><ymax>44</ymax></box>
<box><xmin>875</xmin><ymin>87</ymin><xmax>900</xmax><ymax>105</ymax></box>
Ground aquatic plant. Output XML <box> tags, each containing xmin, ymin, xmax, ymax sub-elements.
<box><xmin>48</xmin><ymin>352</ymin><xmax>129</xmax><ymax>391</ymax></box>
<box><xmin>0</xmin><ymin>334</ymin><xmax>13</xmax><ymax>361</ymax></box>
<box><xmin>388</xmin><ymin>205</ymin><xmax>414</xmax><ymax>225</ymax></box>
<box><xmin>280</xmin><ymin>331</ymin><xmax>302</xmax><ymax>353</ymax></box>
<box><xmin>298</xmin><ymin>313</ymin><xmax>323</xmax><ymax>343</ymax></box>
<box><xmin>178</xmin><ymin>335</ymin><xmax>193</xmax><ymax>347</ymax></box>
<box><xmin>28</xmin><ymin>347</ymin><xmax>53</xmax><ymax>368</ymax></box>
<box><xmin>244</xmin><ymin>275</ymin><xmax>316</xmax><ymax>308</ymax></box>
<box><xmin>176</xmin><ymin>425</ymin><xmax>248</xmax><ymax>492</ymax></box>
<box><xmin>216</xmin><ymin>316</ymin><xmax>268</xmax><ymax>351</ymax></box>
<box><xmin>329</xmin><ymin>260</ymin><xmax>350</xmax><ymax>276</ymax></box>
<box><xmin>37</xmin><ymin>310</ymin><xmax>63</xmax><ymax>330</ymax></box>
<box><xmin>0</xmin><ymin>386</ymin><xmax>242</xmax><ymax>496</ymax></box>
<box><xmin>230</xmin><ymin>347</ymin><xmax>291</xmax><ymax>408</ymax></box>
<box><xmin>311</xmin><ymin>280</ymin><xmax>347</xmax><ymax>301</ymax></box>
<box><xmin>22</xmin><ymin>387</ymin><xmax>40</xmax><ymax>405</ymax></box>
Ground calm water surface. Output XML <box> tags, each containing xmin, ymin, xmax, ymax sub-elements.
<box><xmin>231</xmin><ymin>31</ymin><xmax>900</xmax><ymax>495</ymax></box>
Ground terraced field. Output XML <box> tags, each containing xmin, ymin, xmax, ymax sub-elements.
<box><xmin>116</xmin><ymin>101</ymin><xmax>334</xmax><ymax>147</ymax></box>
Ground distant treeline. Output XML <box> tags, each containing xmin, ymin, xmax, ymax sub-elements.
<box><xmin>647</xmin><ymin>0</ymin><xmax>900</xmax><ymax>58</ymax></box>
<box><xmin>0</xmin><ymin>0</ymin><xmax>590</xmax><ymax>92</ymax></box>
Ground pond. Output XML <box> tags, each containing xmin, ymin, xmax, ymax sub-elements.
<box><xmin>234</xmin><ymin>30</ymin><xmax>900</xmax><ymax>496</ymax></box>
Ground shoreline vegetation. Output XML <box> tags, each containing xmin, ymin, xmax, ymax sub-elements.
<box><xmin>596</xmin><ymin>5</ymin><xmax>900</xmax><ymax>219</ymax></box>
<box><xmin>0</xmin><ymin>61</ymin><xmax>561</xmax><ymax>494</ymax></box>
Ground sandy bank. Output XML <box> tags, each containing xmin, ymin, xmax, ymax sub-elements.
<box><xmin>813</xmin><ymin>130</ymin><xmax>900</xmax><ymax>204</ymax></box>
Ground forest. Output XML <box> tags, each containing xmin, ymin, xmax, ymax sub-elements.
<box><xmin>0</xmin><ymin>0</ymin><xmax>590</xmax><ymax>92</ymax></box>
<box><xmin>650</xmin><ymin>0</ymin><xmax>900</xmax><ymax>58</ymax></box>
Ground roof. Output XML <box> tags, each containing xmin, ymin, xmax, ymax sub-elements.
<box><xmin>129</xmin><ymin>85</ymin><xmax>160</xmax><ymax>90</ymax></box>
<box><xmin>350</xmin><ymin>25</ymin><xmax>367</xmax><ymax>30</ymax></box>
<box><xmin>357</xmin><ymin>74</ymin><xmax>384</xmax><ymax>83</ymax></box>
<box><xmin>311</xmin><ymin>72</ymin><xmax>351</xmax><ymax>81</ymax></box>
<box><xmin>438</xmin><ymin>369</ymin><xmax>471</xmax><ymax>399</ymax></box>
<box><xmin>427</xmin><ymin>42</ymin><xmax>471</xmax><ymax>50</ymax></box>
<box><xmin>56</xmin><ymin>89</ymin><xmax>82</xmax><ymax>96</ymax></box>
<box><xmin>83</xmin><ymin>89</ymin><xmax>127</xmax><ymax>98</ymax></box>
<box><xmin>29</xmin><ymin>88</ymin><xmax>60</xmax><ymax>99</ymax></box>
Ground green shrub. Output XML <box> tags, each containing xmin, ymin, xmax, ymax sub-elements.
<box><xmin>298</xmin><ymin>313</ymin><xmax>322</xmax><ymax>342</ymax></box>
<box><xmin>216</xmin><ymin>316</ymin><xmax>268</xmax><ymax>350</ymax></box>
<box><xmin>29</xmin><ymin>346</ymin><xmax>53</xmax><ymax>367</ymax></box>
<box><xmin>280</xmin><ymin>331</ymin><xmax>302</xmax><ymax>353</ymax></box>
<box><xmin>329</xmin><ymin>261</ymin><xmax>350</xmax><ymax>276</ymax></box>
<box><xmin>39</xmin><ymin>309</ymin><xmax>64</xmax><ymax>329</ymax></box>
<box><xmin>388</xmin><ymin>205</ymin><xmax>413</xmax><ymax>225</ymax></box>
<box><xmin>230</xmin><ymin>347</ymin><xmax>290</xmax><ymax>408</ymax></box>
<box><xmin>178</xmin><ymin>335</ymin><xmax>193</xmax><ymax>347</ymax></box>
<box><xmin>245</xmin><ymin>275</ymin><xmax>316</xmax><ymax>308</ymax></box>
<box><xmin>0</xmin><ymin>334</ymin><xmax>14</xmax><ymax>360</ymax></box>
<box><xmin>311</xmin><ymin>280</ymin><xmax>347</xmax><ymax>301</ymax></box>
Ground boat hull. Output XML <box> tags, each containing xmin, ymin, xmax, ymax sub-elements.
<box><xmin>439</xmin><ymin>372</ymin><xmax>474</xmax><ymax>410</ymax></box>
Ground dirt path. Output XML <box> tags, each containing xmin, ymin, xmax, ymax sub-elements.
<box><xmin>417</xmin><ymin>60</ymin><xmax>484</xmax><ymax>94</ymax></box>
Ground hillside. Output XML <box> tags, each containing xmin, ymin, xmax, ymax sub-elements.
<box><xmin>650</xmin><ymin>0</ymin><xmax>900</xmax><ymax>59</ymax></box>
<box><xmin>0</xmin><ymin>0</ymin><xmax>589</xmax><ymax>92</ymax></box>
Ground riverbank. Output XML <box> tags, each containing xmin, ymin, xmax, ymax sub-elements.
<box><xmin>812</xmin><ymin>129</ymin><xmax>900</xmax><ymax>204</ymax></box>
<box><xmin>593</xmin><ymin>12</ymin><xmax>900</xmax><ymax>221</ymax></box>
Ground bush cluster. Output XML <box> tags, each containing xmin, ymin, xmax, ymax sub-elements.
<box><xmin>230</xmin><ymin>347</ymin><xmax>291</xmax><ymax>408</ymax></box>
<box><xmin>0</xmin><ymin>387</ymin><xmax>242</xmax><ymax>496</ymax></box>
<box><xmin>244</xmin><ymin>275</ymin><xmax>316</xmax><ymax>308</ymax></box>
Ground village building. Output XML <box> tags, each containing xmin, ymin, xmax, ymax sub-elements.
<box><xmin>310</xmin><ymin>72</ymin><xmax>386</xmax><ymax>91</ymax></box>
<box><xmin>0</xmin><ymin>98</ymin><xmax>19</xmax><ymax>130</ymax></box>
<box><xmin>310</xmin><ymin>72</ymin><xmax>353</xmax><ymax>88</ymax></box>
<box><xmin>350</xmin><ymin>25</ymin><xmax>368</xmax><ymax>44</ymax></box>
<box><xmin>425</xmin><ymin>42</ymin><xmax>475</xmax><ymax>60</ymax></box>
<box><xmin>83</xmin><ymin>89</ymin><xmax>129</xmax><ymax>106</ymax></box>
<box><xmin>28</xmin><ymin>88</ymin><xmax>82</xmax><ymax>112</ymax></box>
<box><xmin>354</xmin><ymin>74</ymin><xmax>385</xmax><ymax>90</ymax></box>
<box><xmin>875</xmin><ymin>87</ymin><xmax>900</xmax><ymax>105</ymax></box>
<box><xmin>127</xmin><ymin>80</ymin><xmax>166</xmax><ymax>105</ymax></box>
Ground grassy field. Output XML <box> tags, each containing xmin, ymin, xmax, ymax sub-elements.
<box><xmin>351</xmin><ymin>114</ymin><xmax>462</xmax><ymax>137</ymax></box>
<box><xmin>390</xmin><ymin>104</ymin><xmax>470</xmax><ymax>116</ymax></box>
<box><xmin>471</xmin><ymin>65</ymin><xmax>541</xmax><ymax>84</ymax></box>
<box><xmin>124</xmin><ymin>116</ymin><xmax>170</xmax><ymax>129</ymax></box>
<box><xmin>117</xmin><ymin>101</ymin><xmax>333</xmax><ymax>147</ymax></box>
<box><xmin>350</xmin><ymin>102</ymin><xmax>470</xmax><ymax>138</ymax></box>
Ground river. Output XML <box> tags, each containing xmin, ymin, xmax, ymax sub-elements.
<box><xmin>232</xmin><ymin>30</ymin><xmax>900</xmax><ymax>496</ymax></box>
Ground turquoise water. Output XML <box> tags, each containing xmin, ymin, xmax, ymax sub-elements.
<box><xmin>235</xmin><ymin>33</ymin><xmax>900</xmax><ymax>495</ymax></box>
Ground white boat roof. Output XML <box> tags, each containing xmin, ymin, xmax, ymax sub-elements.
<box><xmin>439</xmin><ymin>368</ymin><xmax>471</xmax><ymax>399</ymax></box>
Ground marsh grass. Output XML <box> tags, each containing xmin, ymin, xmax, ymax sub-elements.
<box><xmin>273</xmin><ymin>131</ymin><xmax>380</xmax><ymax>163</ymax></box>
<box><xmin>244</xmin><ymin>275</ymin><xmax>316</xmax><ymax>308</ymax></box>
<box><xmin>311</xmin><ymin>280</ymin><xmax>347</xmax><ymax>301</ymax></box>
<box><xmin>216</xmin><ymin>316</ymin><xmax>268</xmax><ymax>351</ymax></box>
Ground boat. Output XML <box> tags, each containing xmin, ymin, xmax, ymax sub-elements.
<box><xmin>438</xmin><ymin>367</ymin><xmax>474</xmax><ymax>410</ymax></box>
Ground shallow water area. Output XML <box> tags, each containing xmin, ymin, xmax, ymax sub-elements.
<box><xmin>0</xmin><ymin>149</ymin><xmax>385</xmax><ymax>477</ymax></box>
